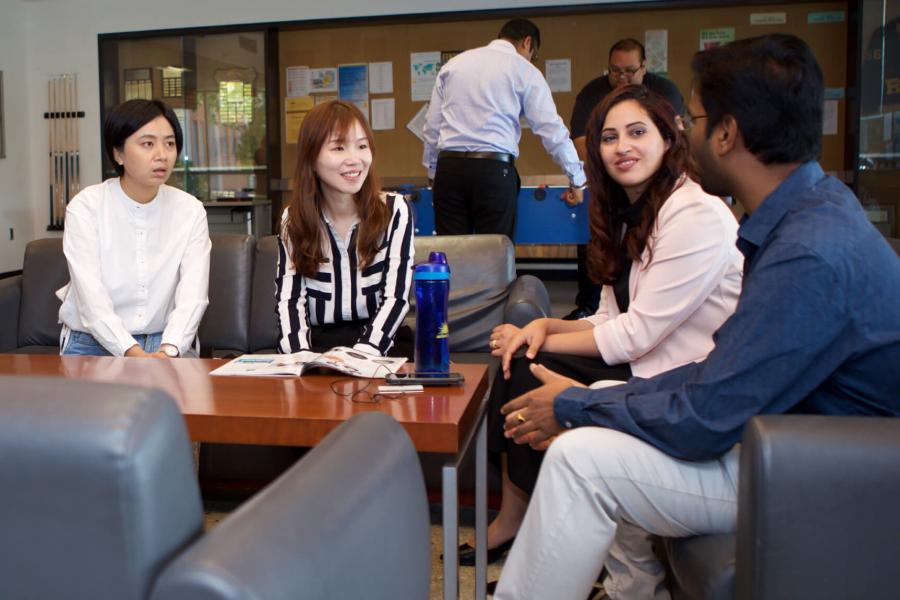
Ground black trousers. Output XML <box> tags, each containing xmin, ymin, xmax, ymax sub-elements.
<box><xmin>575</xmin><ymin>243</ymin><xmax>602</xmax><ymax>312</ymax></box>
<box><xmin>310</xmin><ymin>321</ymin><xmax>414</xmax><ymax>359</ymax></box>
<box><xmin>432</xmin><ymin>156</ymin><xmax>520</xmax><ymax>239</ymax></box>
<box><xmin>487</xmin><ymin>351</ymin><xmax>631</xmax><ymax>494</ymax></box>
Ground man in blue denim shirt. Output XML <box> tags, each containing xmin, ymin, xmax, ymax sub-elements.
<box><xmin>494</xmin><ymin>34</ymin><xmax>900</xmax><ymax>600</ymax></box>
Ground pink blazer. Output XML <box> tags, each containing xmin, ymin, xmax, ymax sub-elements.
<box><xmin>584</xmin><ymin>177</ymin><xmax>743</xmax><ymax>378</ymax></box>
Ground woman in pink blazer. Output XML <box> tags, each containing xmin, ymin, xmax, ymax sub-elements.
<box><xmin>458</xmin><ymin>85</ymin><xmax>743</xmax><ymax>569</ymax></box>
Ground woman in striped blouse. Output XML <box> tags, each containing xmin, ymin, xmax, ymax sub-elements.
<box><xmin>276</xmin><ymin>100</ymin><xmax>414</xmax><ymax>357</ymax></box>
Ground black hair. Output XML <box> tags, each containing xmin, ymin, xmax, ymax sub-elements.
<box><xmin>103</xmin><ymin>99</ymin><xmax>183</xmax><ymax>176</ymax></box>
<box><xmin>690</xmin><ymin>33</ymin><xmax>823</xmax><ymax>164</ymax></box>
<box><xmin>498</xmin><ymin>18</ymin><xmax>541</xmax><ymax>52</ymax></box>
<box><xmin>609</xmin><ymin>38</ymin><xmax>646</xmax><ymax>62</ymax></box>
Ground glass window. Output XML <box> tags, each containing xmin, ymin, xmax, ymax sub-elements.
<box><xmin>99</xmin><ymin>31</ymin><xmax>269</xmax><ymax>209</ymax></box>
<box><xmin>858</xmin><ymin>0</ymin><xmax>900</xmax><ymax>238</ymax></box>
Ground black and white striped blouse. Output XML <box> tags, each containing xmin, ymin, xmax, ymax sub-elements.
<box><xmin>276</xmin><ymin>193</ymin><xmax>414</xmax><ymax>356</ymax></box>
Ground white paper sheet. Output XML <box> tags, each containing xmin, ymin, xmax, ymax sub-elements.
<box><xmin>286</xmin><ymin>66</ymin><xmax>310</xmax><ymax>98</ymax></box>
<box><xmin>545</xmin><ymin>59</ymin><xmax>571</xmax><ymax>92</ymax></box>
<box><xmin>369</xmin><ymin>61</ymin><xmax>393</xmax><ymax>94</ymax></box>
<box><xmin>407</xmin><ymin>103</ymin><xmax>429</xmax><ymax>141</ymax></box>
<box><xmin>823</xmin><ymin>99</ymin><xmax>838</xmax><ymax>135</ymax></box>
<box><xmin>371</xmin><ymin>98</ymin><xmax>395</xmax><ymax>130</ymax></box>
<box><xmin>644</xmin><ymin>30</ymin><xmax>668</xmax><ymax>74</ymax></box>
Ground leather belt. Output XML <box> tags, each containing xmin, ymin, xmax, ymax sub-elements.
<box><xmin>438</xmin><ymin>150</ymin><xmax>514</xmax><ymax>164</ymax></box>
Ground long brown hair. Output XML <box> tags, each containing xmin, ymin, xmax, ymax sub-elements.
<box><xmin>282</xmin><ymin>100</ymin><xmax>389</xmax><ymax>277</ymax></box>
<box><xmin>584</xmin><ymin>85</ymin><xmax>690</xmax><ymax>284</ymax></box>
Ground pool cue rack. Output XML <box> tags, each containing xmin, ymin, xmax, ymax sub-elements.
<box><xmin>44</xmin><ymin>74</ymin><xmax>84</xmax><ymax>231</ymax></box>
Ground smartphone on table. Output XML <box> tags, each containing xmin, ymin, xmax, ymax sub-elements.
<box><xmin>384</xmin><ymin>372</ymin><xmax>465</xmax><ymax>386</ymax></box>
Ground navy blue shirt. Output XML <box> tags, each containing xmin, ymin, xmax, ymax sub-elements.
<box><xmin>554</xmin><ymin>162</ymin><xmax>900</xmax><ymax>461</ymax></box>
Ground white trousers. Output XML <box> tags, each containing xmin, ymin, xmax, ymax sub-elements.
<box><xmin>494</xmin><ymin>427</ymin><xmax>740</xmax><ymax>600</ymax></box>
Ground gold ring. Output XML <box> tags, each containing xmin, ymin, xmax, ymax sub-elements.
<box><xmin>516</xmin><ymin>412</ymin><xmax>526</xmax><ymax>424</ymax></box>
<box><xmin>491</xmin><ymin>339</ymin><xmax>498</xmax><ymax>349</ymax></box>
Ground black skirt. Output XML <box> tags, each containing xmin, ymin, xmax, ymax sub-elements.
<box><xmin>487</xmin><ymin>351</ymin><xmax>631</xmax><ymax>495</ymax></box>
<box><xmin>309</xmin><ymin>321</ymin><xmax>414</xmax><ymax>359</ymax></box>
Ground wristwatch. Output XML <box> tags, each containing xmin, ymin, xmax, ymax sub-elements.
<box><xmin>161</xmin><ymin>345</ymin><xmax>179</xmax><ymax>358</ymax></box>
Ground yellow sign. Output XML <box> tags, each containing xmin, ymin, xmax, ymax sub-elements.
<box><xmin>284</xmin><ymin>96</ymin><xmax>314</xmax><ymax>144</ymax></box>
<box><xmin>286</xmin><ymin>96</ymin><xmax>314</xmax><ymax>112</ymax></box>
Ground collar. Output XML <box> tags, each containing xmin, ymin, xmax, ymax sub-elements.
<box><xmin>488</xmin><ymin>39</ymin><xmax>519</xmax><ymax>56</ymax></box>
<box><xmin>321</xmin><ymin>211</ymin><xmax>359</xmax><ymax>230</ymax></box>
<box><xmin>737</xmin><ymin>161</ymin><xmax>825</xmax><ymax>253</ymax></box>
<box><xmin>114</xmin><ymin>177</ymin><xmax>160</xmax><ymax>211</ymax></box>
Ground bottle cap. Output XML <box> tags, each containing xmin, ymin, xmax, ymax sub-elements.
<box><xmin>413</xmin><ymin>251</ymin><xmax>450</xmax><ymax>280</ymax></box>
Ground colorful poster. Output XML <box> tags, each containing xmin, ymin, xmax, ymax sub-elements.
<box><xmin>285</xmin><ymin>66</ymin><xmax>309</xmax><ymax>98</ymax></box>
<box><xmin>699</xmin><ymin>28</ymin><xmax>736</xmax><ymax>51</ymax></box>
<box><xmin>545</xmin><ymin>59</ymin><xmax>572</xmax><ymax>92</ymax></box>
<box><xmin>310</xmin><ymin>68</ymin><xmax>338</xmax><ymax>93</ymax></box>
<box><xmin>338</xmin><ymin>63</ymin><xmax>369</xmax><ymax>118</ymax></box>
<box><xmin>411</xmin><ymin>51</ymin><xmax>441</xmax><ymax>101</ymax></box>
<box><xmin>644</xmin><ymin>30</ymin><xmax>668</xmax><ymax>74</ymax></box>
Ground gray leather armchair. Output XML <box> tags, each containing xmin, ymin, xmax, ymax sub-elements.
<box><xmin>247</xmin><ymin>233</ymin><xmax>550</xmax><ymax>356</ymax></box>
<box><xmin>411</xmin><ymin>235</ymin><xmax>551</xmax><ymax>354</ymax></box>
<box><xmin>665</xmin><ymin>414</ymin><xmax>900</xmax><ymax>600</ymax></box>
<box><xmin>0</xmin><ymin>238</ymin><xmax>68</xmax><ymax>353</ymax></box>
<box><xmin>197</xmin><ymin>234</ymin><xmax>255</xmax><ymax>357</ymax></box>
<box><xmin>0</xmin><ymin>376</ymin><xmax>430</xmax><ymax>600</ymax></box>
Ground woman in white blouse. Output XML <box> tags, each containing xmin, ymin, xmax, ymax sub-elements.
<box><xmin>458</xmin><ymin>85</ymin><xmax>744</xmax><ymax>569</ymax></box>
<box><xmin>58</xmin><ymin>99</ymin><xmax>210</xmax><ymax>357</ymax></box>
<box><xmin>276</xmin><ymin>100</ymin><xmax>414</xmax><ymax>357</ymax></box>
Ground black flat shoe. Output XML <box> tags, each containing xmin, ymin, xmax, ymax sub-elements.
<box><xmin>562</xmin><ymin>307</ymin><xmax>593</xmax><ymax>320</ymax></box>
<box><xmin>457</xmin><ymin>536</ymin><xmax>515</xmax><ymax>566</ymax></box>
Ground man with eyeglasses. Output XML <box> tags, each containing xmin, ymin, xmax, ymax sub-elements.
<box><xmin>564</xmin><ymin>38</ymin><xmax>685</xmax><ymax>320</ymax></box>
<box><xmin>423</xmin><ymin>18</ymin><xmax>585</xmax><ymax>239</ymax></box>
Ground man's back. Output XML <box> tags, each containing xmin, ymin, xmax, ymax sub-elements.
<box><xmin>430</xmin><ymin>40</ymin><xmax>538</xmax><ymax>153</ymax></box>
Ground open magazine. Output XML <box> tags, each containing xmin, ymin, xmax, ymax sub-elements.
<box><xmin>209</xmin><ymin>346</ymin><xmax>407</xmax><ymax>379</ymax></box>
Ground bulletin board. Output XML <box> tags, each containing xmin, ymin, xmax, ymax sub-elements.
<box><xmin>277</xmin><ymin>1</ymin><xmax>850</xmax><ymax>182</ymax></box>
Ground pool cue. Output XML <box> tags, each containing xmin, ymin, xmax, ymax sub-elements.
<box><xmin>64</xmin><ymin>75</ymin><xmax>76</xmax><ymax>212</ymax></box>
<box><xmin>47</xmin><ymin>79</ymin><xmax>54</xmax><ymax>227</ymax></box>
<box><xmin>52</xmin><ymin>77</ymin><xmax>63</xmax><ymax>228</ymax></box>
<box><xmin>62</xmin><ymin>76</ymin><xmax>70</xmax><ymax>219</ymax></box>
<box><xmin>55</xmin><ymin>76</ymin><xmax>65</xmax><ymax>228</ymax></box>
<box><xmin>71</xmin><ymin>75</ymin><xmax>80</xmax><ymax>206</ymax></box>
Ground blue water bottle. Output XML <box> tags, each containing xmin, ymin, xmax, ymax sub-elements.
<box><xmin>413</xmin><ymin>252</ymin><xmax>451</xmax><ymax>374</ymax></box>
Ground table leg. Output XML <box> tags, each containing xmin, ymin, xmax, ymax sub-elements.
<box><xmin>442</xmin><ymin>463</ymin><xmax>458</xmax><ymax>600</ymax></box>
<box><xmin>475</xmin><ymin>415</ymin><xmax>487</xmax><ymax>599</ymax></box>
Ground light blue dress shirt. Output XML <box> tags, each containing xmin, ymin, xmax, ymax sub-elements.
<box><xmin>422</xmin><ymin>39</ymin><xmax>585</xmax><ymax>187</ymax></box>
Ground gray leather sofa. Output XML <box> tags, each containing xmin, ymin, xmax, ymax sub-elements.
<box><xmin>0</xmin><ymin>376</ymin><xmax>430</xmax><ymax>600</ymax></box>
<box><xmin>665</xmin><ymin>414</ymin><xmax>900</xmax><ymax>600</ymax></box>
<box><xmin>0</xmin><ymin>234</ymin><xmax>549</xmax><ymax>361</ymax></box>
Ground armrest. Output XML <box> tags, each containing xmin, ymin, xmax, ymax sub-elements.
<box><xmin>151</xmin><ymin>412</ymin><xmax>431</xmax><ymax>600</ymax></box>
<box><xmin>503</xmin><ymin>274</ymin><xmax>550</xmax><ymax>328</ymax></box>
<box><xmin>736</xmin><ymin>414</ymin><xmax>900</xmax><ymax>600</ymax></box>
<box><xmin>0</xmin><ymin>275</ymin><xmax>22</xmax><ymax>351</ymax></box>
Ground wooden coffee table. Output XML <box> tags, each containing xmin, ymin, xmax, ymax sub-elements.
<box><xmin>0</xmin><ymin>354</ymin><xmax>492</xmax><ymax>600</ymax></box>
